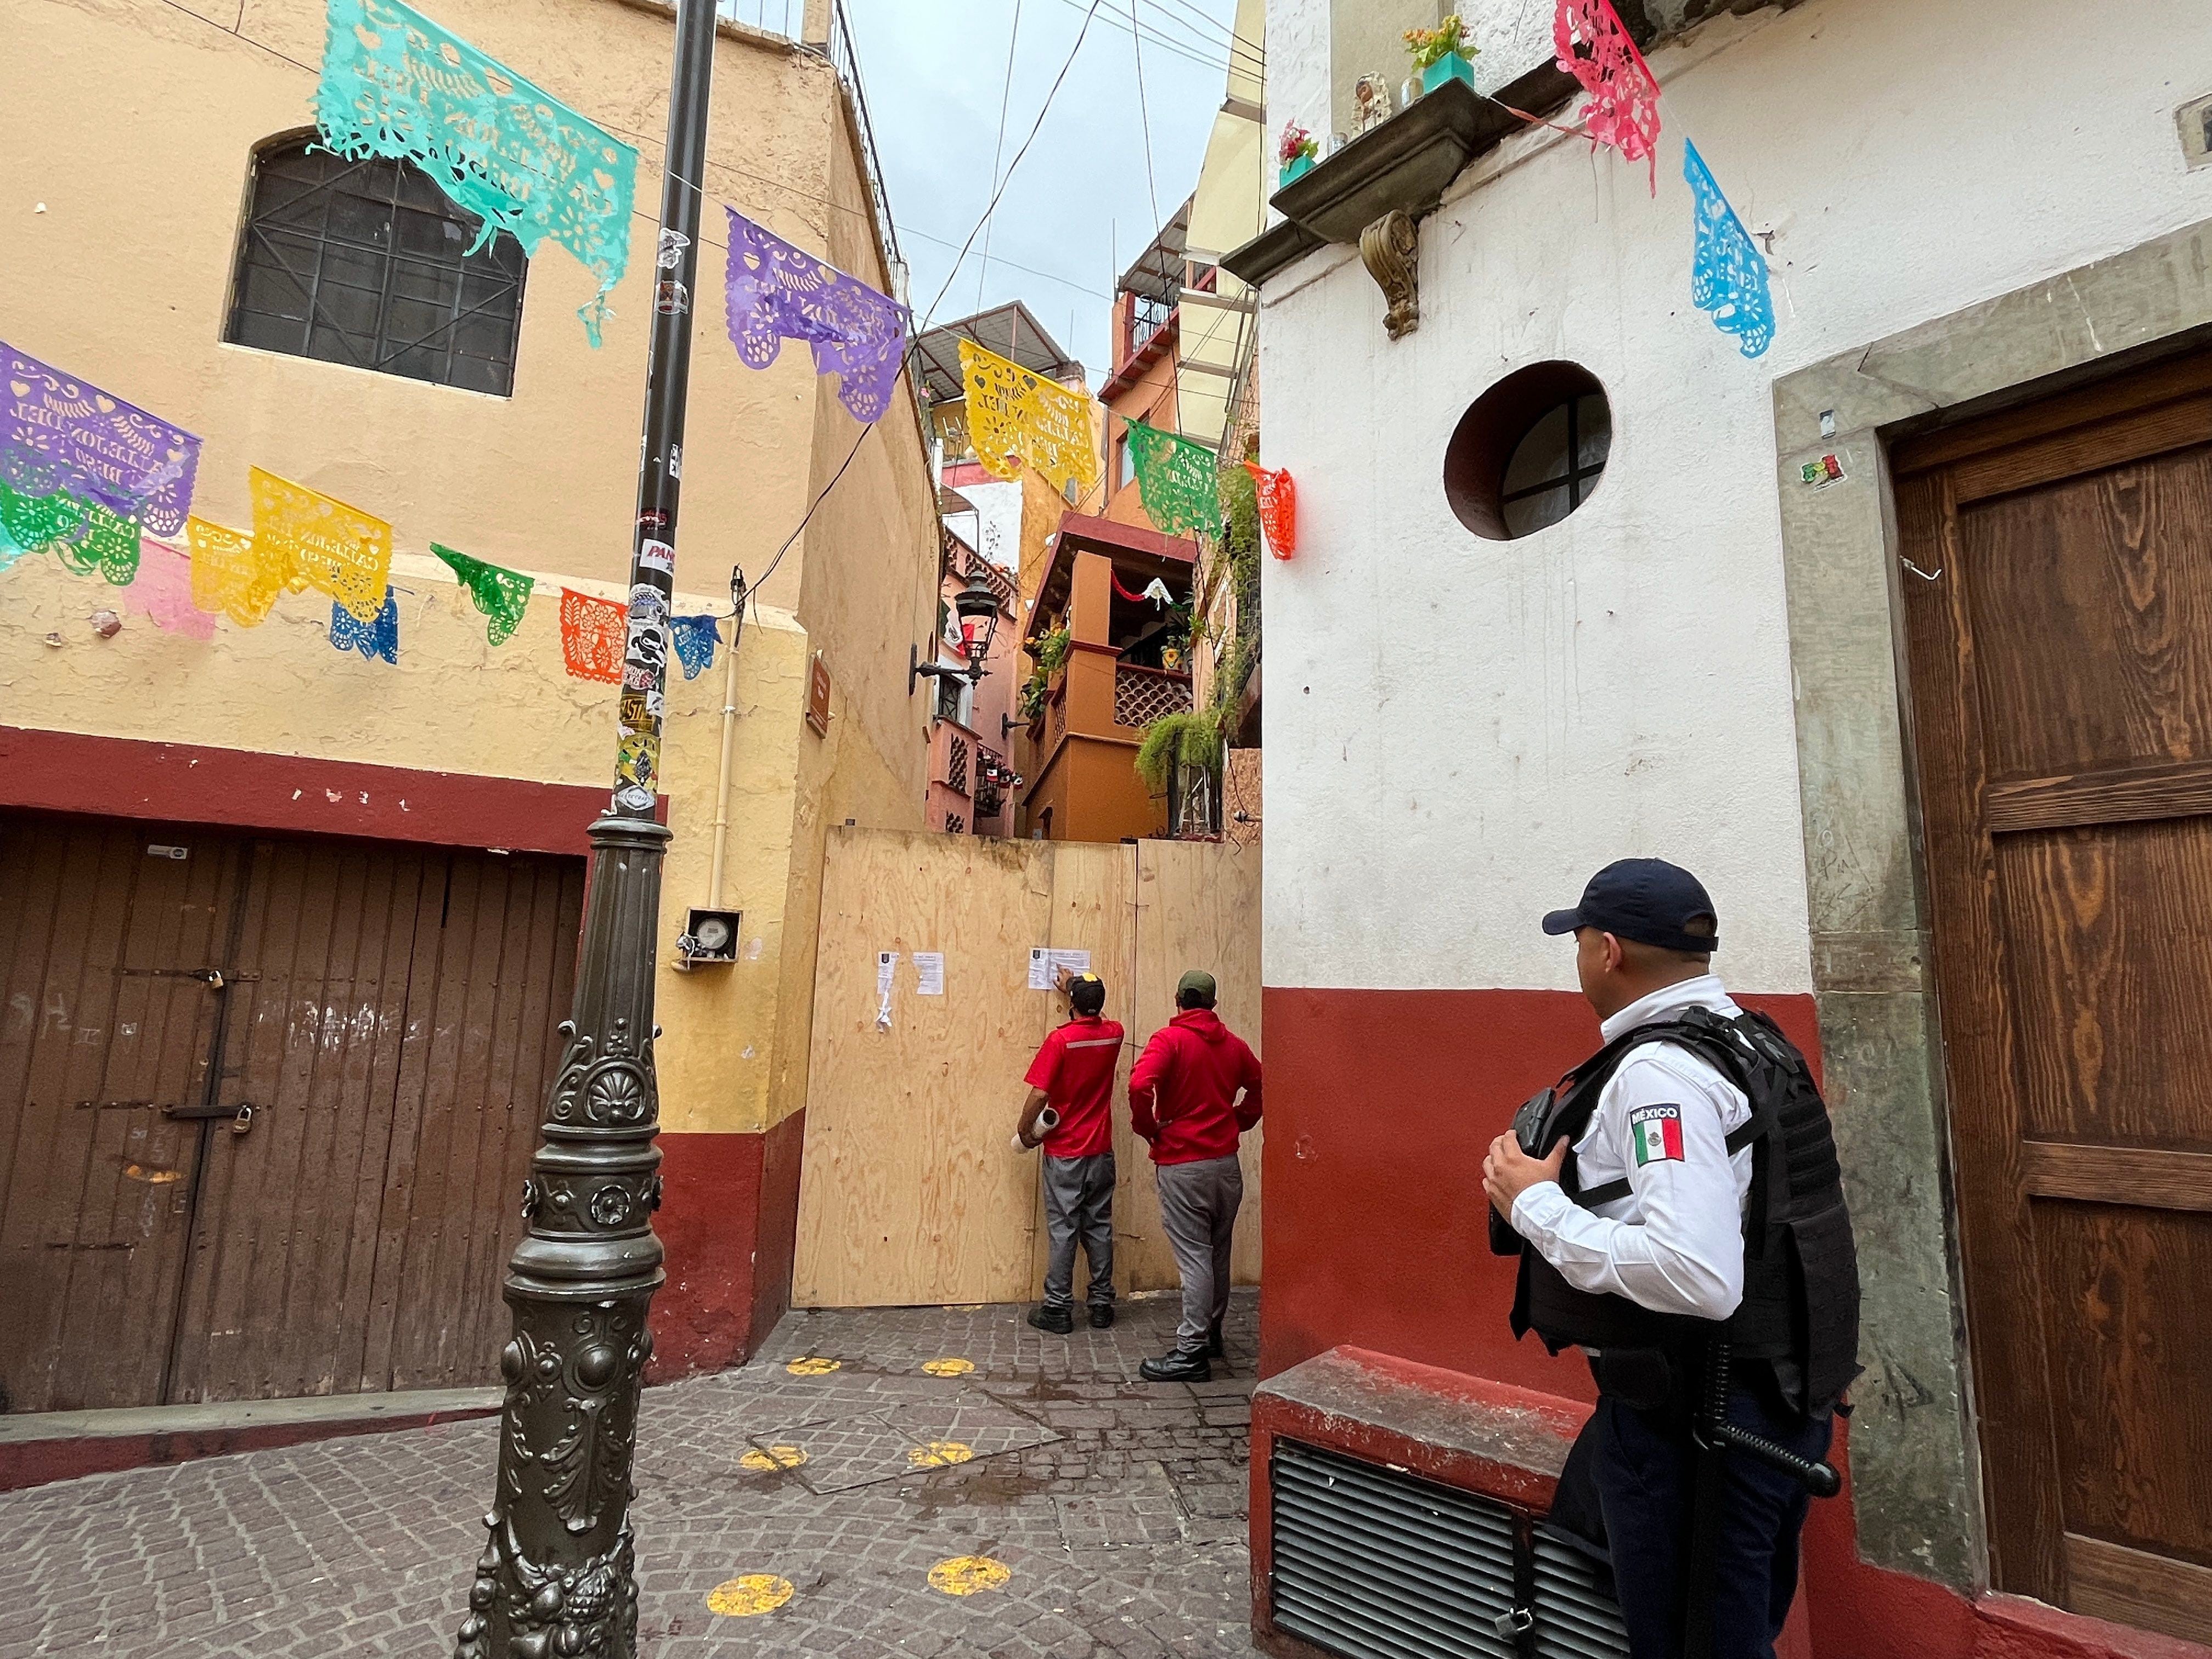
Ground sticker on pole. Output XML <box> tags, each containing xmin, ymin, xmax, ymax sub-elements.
<box><xmin>1629</xmin><ymin>1103</ymin><xmax>1685</xmax><ymax>1166</ymax></box>
<box><xmin>638</xmin><ymin>538</ymin><xmax>674</xmax><ymax>574</ymax></box>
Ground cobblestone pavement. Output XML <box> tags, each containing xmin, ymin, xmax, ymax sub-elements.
<box><xmin>0</xmin><ymin>1291</ymin><xmax>1260</xmax><ymax>1658</ymax></box>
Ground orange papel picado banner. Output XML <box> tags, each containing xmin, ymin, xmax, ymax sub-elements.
<box><xmin>958</xmin><ymin>337</ymin><xmax>1098</xmax><ymax>501</ymax></box>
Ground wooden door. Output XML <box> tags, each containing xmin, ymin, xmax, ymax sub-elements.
<box><xmin>0</xmin><ymin>817</ymin><xmax>245</xmax><ymax>1413</ymax></box>
<box><xmin>0</xmin><ymin>812</ymin><xmax>584</xmax><ymax>1412</ymax></box>
<box><xmin>168</xmin><ymin>840</ymin><xmax>583</xmax><ymax>1403</ymax></box>
<box><xmin>1895</xmin><ymin>351</ymin><xmax>2212</xmax><ymax>1646</ymax></box>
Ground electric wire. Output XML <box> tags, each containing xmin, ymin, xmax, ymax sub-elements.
<box><xmin>748</xmin><ymin>0</ymin><xmax>1107</xmax><ymax>612</ymax></box>
<box><xmin>975</xmin><ymin>0</ymin><xmax>1026</xmax><ymax>312</ymax></box>
<box><xmin>1041</xmin><ymin>0</ymin><xmax>1233</xmax><ymax>76</ymax></box>
<box><xmin>1137</xmin><ymin>0</ymin><xmax>1263</xmax><ymax>79</ymax></box>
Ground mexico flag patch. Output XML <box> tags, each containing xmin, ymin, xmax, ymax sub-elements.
<box><xmin>1629</xmin><ymin>1103</ymin><xmax>1686</xmax><ymax>1166</ymax></box>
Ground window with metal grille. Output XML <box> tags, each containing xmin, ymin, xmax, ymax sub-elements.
<box><xmin>1269</xmin><ymin>1439</ymin><xmax>1629</xmax><ymax>1659</ymax></box>
<box><xmin>225</xmin><ymin>138</ymin><xmax>527</xmax><ymax>396</ymax></box>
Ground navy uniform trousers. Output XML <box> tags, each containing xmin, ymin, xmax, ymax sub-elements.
<box><xmin>1592</xmin><ymin>1383</ymin><xmax>1833</xmax><ymax>1659</ymax></box>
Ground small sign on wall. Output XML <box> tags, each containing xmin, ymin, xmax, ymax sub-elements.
<box><xmin>806</xmin><ymin>652</ymin><xmax>832</xmax><ymax>736</ymax></box>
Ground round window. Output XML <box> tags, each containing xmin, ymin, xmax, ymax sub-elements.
<box><xmin>1442</xmin><ymin>362</ymin><xmax>1613</xmax><ymax>540</ymax></box>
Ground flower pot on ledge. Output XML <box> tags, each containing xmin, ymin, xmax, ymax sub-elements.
<box><xmin>1279</xmin><ymin>153</ymin><xmax>1314</xmax><ymax>187</ymax></box>
<box><xmin>1419</xmin><ymin>52</ymin><xmax>1475</xmax><ymax>95</ymax></box>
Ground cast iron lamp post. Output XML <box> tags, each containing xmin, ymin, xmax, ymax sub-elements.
<box><xmin>452</xmin><ymin>0</ymin><xmax>716</xmax><ymax>1652</ymax></box>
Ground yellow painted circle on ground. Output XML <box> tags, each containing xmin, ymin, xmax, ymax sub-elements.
<box><xmin>907</xmin><ymin>1440</ymin><xmax>974</xmax><ymax>1468</ymax></box>
<box><xmin>739</xmin><ymin>1444</ymin><xmax>809</xmax><ymax>1472</ymax></box>
<box><xmin>921</xmin><ymin>1357</ymin><xmax>974</xmax><ymax>1376</ymax></box>
<box><xmin>786</xmin><ymin>1356</ymin><xmax>840</xmax><ymax>1375</ymax></box>
<box><xmin>928</xmin><ymin>1555</ymin><xmax>1011</xmax><ymax>1596</ymax></box>
<box><xmin>707</xmin><ymin>1574</ymin><xmax>795</xmax><ymax>1616</ymax></box>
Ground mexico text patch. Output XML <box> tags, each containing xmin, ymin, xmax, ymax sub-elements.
<box><xmin>1629</xmin><ymin>1103</ymin><xmax>1685</xmax><ymax>1166</ymax></box>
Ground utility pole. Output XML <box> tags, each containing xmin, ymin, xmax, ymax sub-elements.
<box><xmin>452</xmin><ymin>0</ymin><xmax>716</xmax><ymax>1652</ymax></box>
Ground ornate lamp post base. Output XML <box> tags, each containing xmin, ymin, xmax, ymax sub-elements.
<box><xmin>456</xmin><ymin>814</ymin><xmax>671</xmax><ymax>1659</ymax></box>
<box><xmin>454</xmin><ymin>0</ymin><xmax>714</xmax><ymax>1644</ymax></box>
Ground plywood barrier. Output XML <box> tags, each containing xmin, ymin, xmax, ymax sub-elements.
<box><xmin>793</xmin><ymin>828</ymin><xmax>1262</xmax><ymax>1308</ymax></box>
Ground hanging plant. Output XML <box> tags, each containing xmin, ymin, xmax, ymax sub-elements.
<box><xmin>1032</xmin><ymin>624</ymin><xmax>1071</xmax><ymax>677</ymax></box>
<box><xmin>1135</xmin><ymin>709</ymin><xmax>1226</xmax><ymax>793</ymax></box>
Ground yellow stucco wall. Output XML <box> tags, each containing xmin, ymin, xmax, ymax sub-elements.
<box><xmin>0</xmin><ymin>548</ymin><xmax>814</xmax><ymax>1138</ymax></box>
<box><xmin>0</xmin><ymin>0</ymin><xmax>936</xmax><ymax>1137</ymax></box>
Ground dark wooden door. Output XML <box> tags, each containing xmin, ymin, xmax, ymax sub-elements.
<box><xmin>167</xmin><ymin>839</ymin><xmax>584</xmax><ymax>1402</ymax></box>
<box><xmin>1895</xmin><ymin>352</ymin><xmax>2212</xmax><ymax>1646</ymax></box>
<box><xmin>0</xmin><ymin>812</ymin><xmax>584</xmax><ymax>1413</ymax></box>
<box><xmin>0</xmin><ymin>818</ymin><xmax>245</xmax><ymax>1412</ymax></box>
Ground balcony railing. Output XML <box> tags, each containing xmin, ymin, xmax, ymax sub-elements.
<box><xmin>1114</xmin><ymin>662</ymin><xmax>1193</xmax><ymax>730</ymax></box>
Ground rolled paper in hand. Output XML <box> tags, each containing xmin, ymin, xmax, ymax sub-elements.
<box><xmin>1013</xmin><ymin>1107</ymin><xmax>1062</xmax><ymax>1153</ymax></box>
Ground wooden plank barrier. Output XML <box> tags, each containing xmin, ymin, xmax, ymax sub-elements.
<box><xmin>792</xmin><ymin>828</ymin><xmax>1262</xmax><ymax>1308</ymax></box>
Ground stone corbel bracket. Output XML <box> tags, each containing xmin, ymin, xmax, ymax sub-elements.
<box><xmin>1222</xmin><ymin>65</ymin><xmax>1583</xmax><ymax>337</ymax></box>
<box><xmin>1359</xmin><ymin>210</ymin><xmax>1420</xmax><ymax>339</ymax></box>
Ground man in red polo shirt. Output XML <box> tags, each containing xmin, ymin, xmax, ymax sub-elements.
<box><xmin>1128</xmin><ymin>969</ymin><xmax>1262</xmax><ymax>1381</ymax></box>
<box><xmin>1016</xmin><ymin>972</ymin><xmax>1125</xmax><ymax>1333</ymax></box>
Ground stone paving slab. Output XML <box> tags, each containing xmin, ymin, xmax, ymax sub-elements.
<box><xmin>0</xmin><ymin>1290</ymin><xmax>1259</xmax><ymax>1658</ymax></box>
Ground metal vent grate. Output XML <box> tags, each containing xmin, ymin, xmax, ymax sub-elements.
<box><xmin>1271</xmin><ymin>1441</ymin><xmax>1520</xmax><ymax>1659</ymax></box>
<box><xmin>1531</xmin><ymin>1532</ymin><xmax>1631</xmax><ymax>1659</ymax></box>
<box><xmin>1269</xmin><ymin>1439</ymin><xmax>1630</xmax><ymax>1659</ymax></box>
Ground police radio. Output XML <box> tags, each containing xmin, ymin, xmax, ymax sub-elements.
<box><xmin>1487</xmin><ymin>1085</ymin><xmax>1565</xmax><ymax>1256</ymax></box>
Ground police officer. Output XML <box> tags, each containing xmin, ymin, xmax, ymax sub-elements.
<box><xmin>1483</xmin><ymin>859</ymin><xmax>1859</xmax><ymax>1659</ymax></box>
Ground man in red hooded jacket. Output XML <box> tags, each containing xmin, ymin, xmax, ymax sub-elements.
<box><xmin>1128</xmin><ymin>968</ymin><xmax>1262</xmax><ymax>1381</ymax></box>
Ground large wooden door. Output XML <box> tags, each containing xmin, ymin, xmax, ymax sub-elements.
<box><xmin>0</xmin><ymin>817</ymin><xmax>245</xmax><ymax>1412</ymax></box>
<box><xmin>0</xmin><ymin>812</ymin><xmax>584</xmax><ymax>1412</ymax></box>
<box><xmin>1895</xmin><ymin>352</ymin><xmax>2212</xmax><ymax>1645</ymax></box>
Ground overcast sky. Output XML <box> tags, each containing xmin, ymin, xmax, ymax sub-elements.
<box><xmin>835</xmin><ymin>0</ymin><xmax>1248</xmax><ymax>384</ymax></box>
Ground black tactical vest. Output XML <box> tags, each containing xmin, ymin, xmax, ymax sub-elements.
<box><xmin>1491</xmin><ymin>1006</ymin><xmax>1863</xmax><ymax>1415</ymax></box>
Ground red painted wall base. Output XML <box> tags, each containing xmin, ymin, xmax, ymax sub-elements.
<box><xmin>647</xmin><ymin>1111</ymin><xmax>805</xmax><ymax>1383</ymax></box>
<box><xmin>1255</xmin><ymin>986</ymin><xmax>2209</xmax><ymax>1659</ymax></box>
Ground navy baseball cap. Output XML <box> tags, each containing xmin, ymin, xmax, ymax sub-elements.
<box><xmin>1542</xmin><ymin>859</ymin><xmax>1721</xmax><ymax>955</ymax></box>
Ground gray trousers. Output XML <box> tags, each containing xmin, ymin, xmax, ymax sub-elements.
<box><xmin>1155</xmin><ymin>1154</ymin><xmax>1243</xmax><ymax>1354</ymax></box>
<box><xmin>1042</xmin><ymin>1153</ymin><xmax>1116</xmax><ymax>1308</ymax></box>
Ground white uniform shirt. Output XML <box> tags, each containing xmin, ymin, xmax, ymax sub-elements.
<box><xmin>1510</xmin><ymin>975</ymin><xmax>1752</xmax><ymax>1321</ymax></box>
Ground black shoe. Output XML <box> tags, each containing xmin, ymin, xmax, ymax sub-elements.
<box><xmin>1088</xmin><ymin>1303</ymin><xmax>1115</xmax><ymax>1329</ymax></box>
<box><xmin>1138</xmin><ymin>1350</ymin><xmax>1211</xmax><ymax>1383</ymax></box>
<box><xmin>1205</xmin><ymin>1319</ymin><xmax>1225</xmax><ymax>1358</ymax></box>
<box><xmin>1028</xmin><ymin>1304</ymin><xmax>1074</xmax><ymax>1335</ymax></box>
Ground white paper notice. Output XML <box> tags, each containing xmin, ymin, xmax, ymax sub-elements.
<box><xmin>913</xmin><ymin>952</ymin><xmax>945</xmax><ymax>996</ymax></box>
<box><xmin>1029</xmin><ymin>946</ymin><xmax>1092</xmax><ymax>989</ymax></box>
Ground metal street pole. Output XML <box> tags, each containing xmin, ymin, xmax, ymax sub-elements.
<box><xmin>453</xmin><ymin>0</ymin><xmax>717</xmax><ymax>1651</ymax></box>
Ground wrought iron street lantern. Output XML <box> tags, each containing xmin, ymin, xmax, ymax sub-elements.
<box><xmin>912</xmin><ymin>568</ymin><xmax>1001</xmax><ymax>693</ymax></box>
<box><xmin>951</xmin><ymin>567</ymin><xmax>1000</xmax><ymax>671</ymax></box>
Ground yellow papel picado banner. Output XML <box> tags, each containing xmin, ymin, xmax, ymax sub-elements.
<box><xmin>958</xmin><ymin>338</ymin><xmax>1099</xmax><ymax>501</ymax></box>
<box><xmin>247</xmin><ymin>467</ymin><xmax>394</xmax><ymax>624</ymax></box>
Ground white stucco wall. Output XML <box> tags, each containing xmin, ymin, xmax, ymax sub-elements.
<box><xmin>1260</xmin><ymin>0</ymin><xmax>2212</xmax><ymax>995</ymax></box>
<box><xmin>956</xmin><ymin>480</ymin><xmax>1024</xmax><ymax>573</ymax></box>
<box><xmin>1266</xmin><ymin>0</ymin><xmax>1329</xmax><ymax>213</ymax></box>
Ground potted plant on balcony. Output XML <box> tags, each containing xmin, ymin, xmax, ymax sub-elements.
<box><xmin>1278</xmin><ymin>121</ymin><xmax>1318</xmax><ymax>188</ymax></box>
<box><xmin>1405</xmin><ymin>14</ymin><xmax>1476</xmax><ymax>97</ymax></box>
